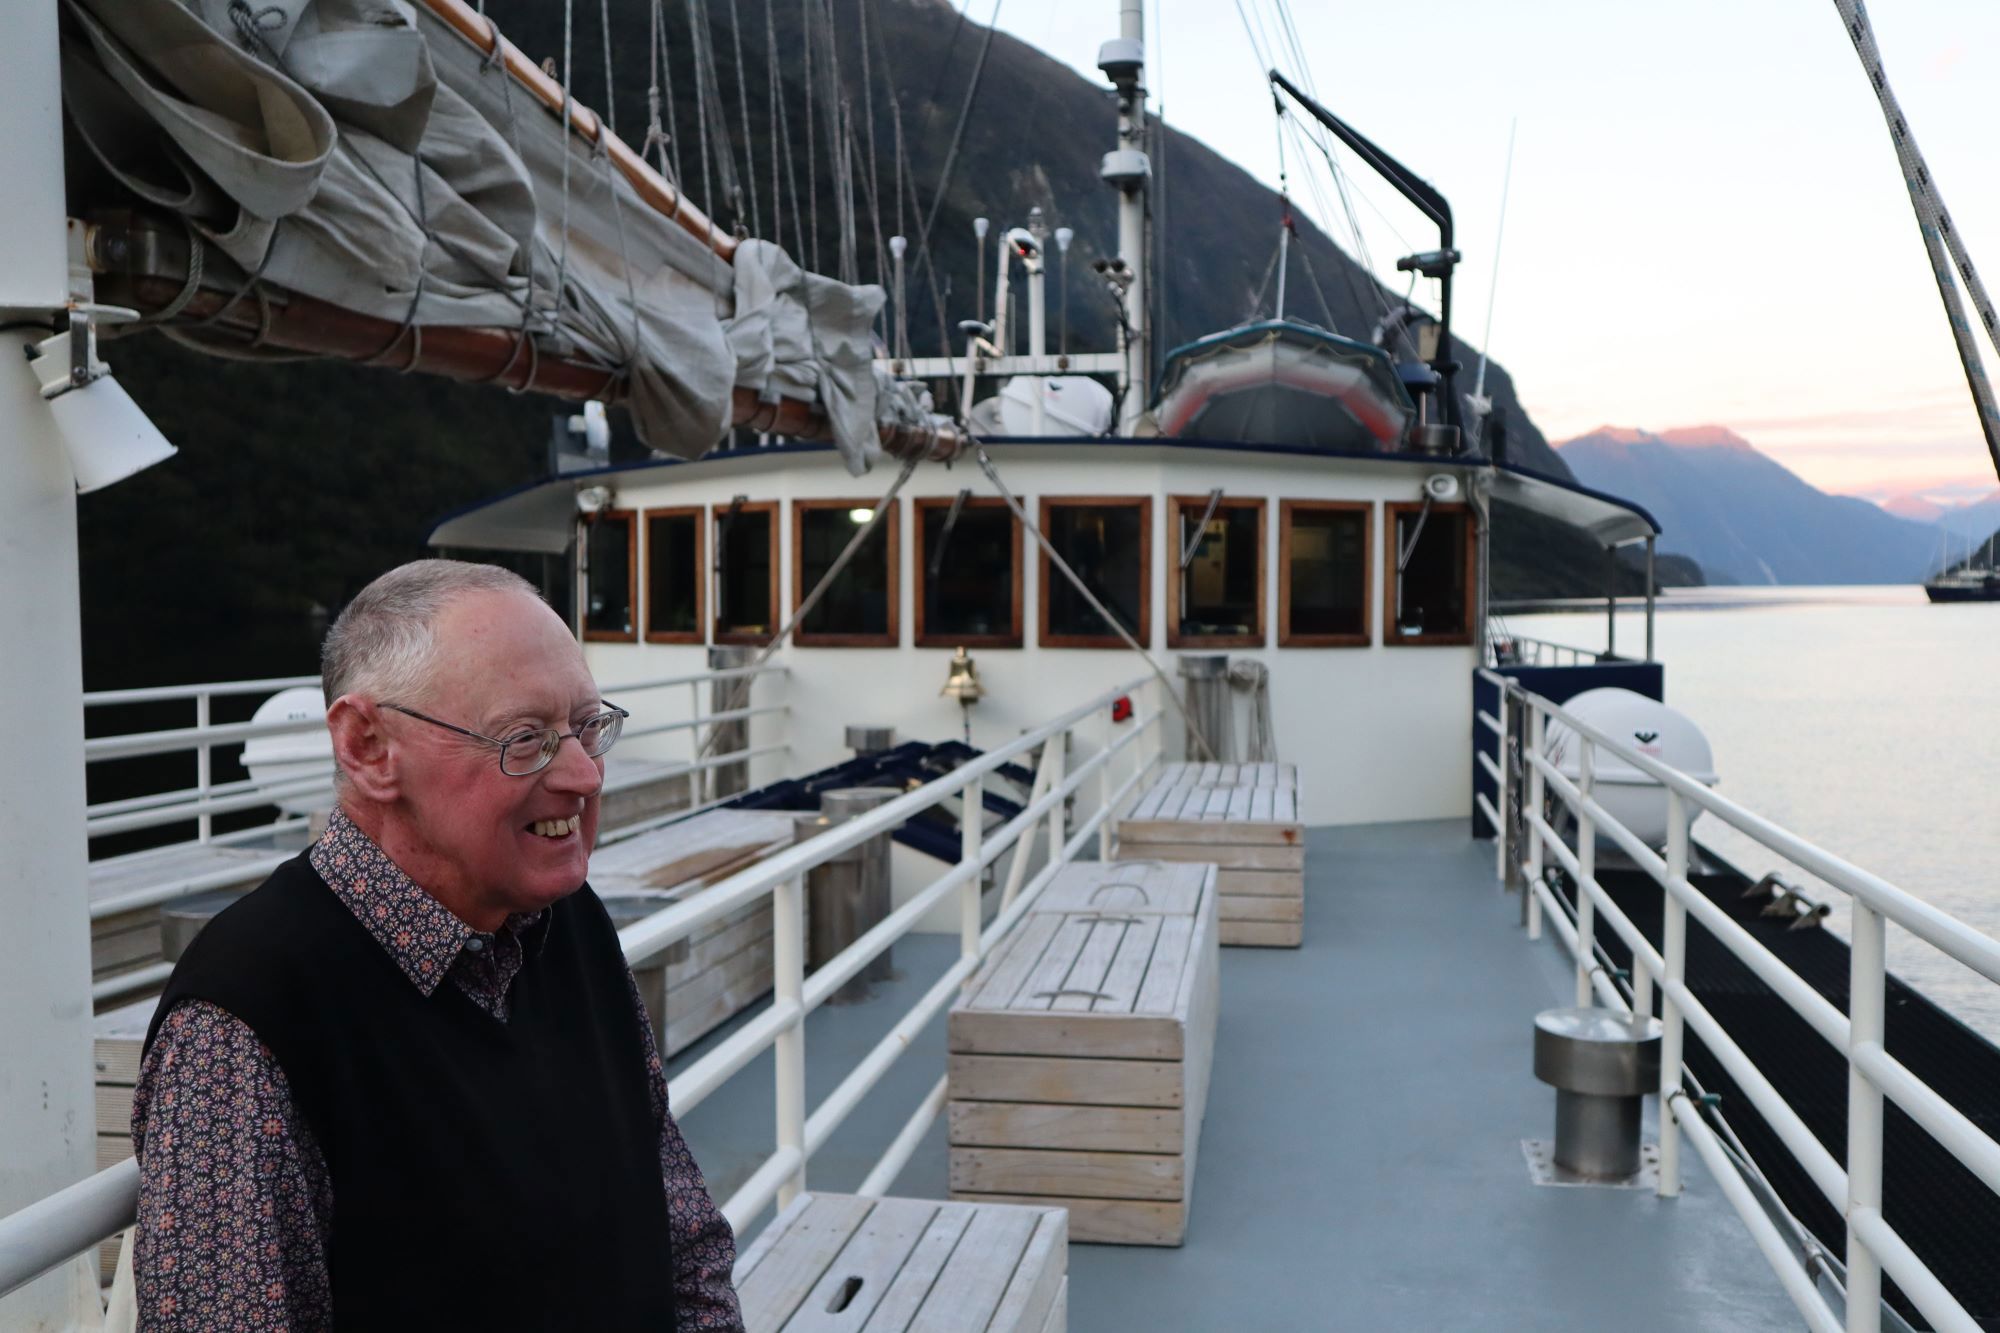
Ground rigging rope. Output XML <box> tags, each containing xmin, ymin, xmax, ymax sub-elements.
<box><xmin>858</xmin><ymin>0</ymin><xmax>888</xmax><ymax>292</ymax></box>
<box><xmin>699</xmin><ymin>453</ymin><xmax>924</xmax><ymax>757</ymax></box>
<box><xmin>1832</xmin><ymin>0</ymin><xmax>2000</xmax><ymax>480</ymax></box>
<box><xmin>764</xmin><ymin>0</ymin><xmax>785</xmax><ymax>252</ymax></box>
<box><xmin>557</xmin><ymin>0</ymin><xmax>576</xmax><ymax>318</ymax></box>
<box><xmin>917</xmin><ymin>0</ymin><xmax>1002</xmax><ymax>251</ymax></box>
<box><xmin>727</xmin><ymin>0</ymin><xmax>762</xmax><ymax>236</ymax></box>
<box><xmin>801</xmin><ymin>0</ymin><xmax>819</xmax><ymax>271</ymax></box>
<box><xmin>687</xmin><ymin>0</ymin><xmax>717</xmax><ymax>222</ymax></box>
<box><xmin>972</xmin><ymin>445</ymin><xmax>1218</xmax><ymax>762</ymax></box>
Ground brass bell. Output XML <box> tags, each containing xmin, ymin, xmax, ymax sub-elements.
<box><xmin>940</xmin><ymin>646</ymin><xmax>985</xmax><ymax>703</ymax></box>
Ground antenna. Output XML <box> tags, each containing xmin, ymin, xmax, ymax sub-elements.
<box><xmin>1471</xmin><ymin>118</ymin><xmax>1517</xmax><ymax>404</ymax></box>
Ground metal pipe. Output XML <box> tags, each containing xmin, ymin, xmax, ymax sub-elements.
<box><xmin>772</xmin><ymin>874</ymin><xmax>807</xmax><ymax>1210</ymax></box>
<box><xmin>1848</xmin><ymin>1208</ymin><xmax>1982</xmax><ymax>1333</ymax></box>
<box><xmin>1528</xmin><ymin>820</ymin><xmax>1848</xmax><ymax>1211</ymax></box>
<box><xmin>1528</xmin><ymin>751</ymin><xmax>1852</xmax><ymax>1048</ymax></box>
<box><xmin>805</xmin><ymin>961</ymin><xmax>976</xmax><ymax>1155</ymax></box>
<box><xmin>1659</xmin><ymin>790</ymin><xmax>1688</xmax><ymax>1197</ymax></box>
<box><xmin>1524</xmin><ymin>709</ymin><xmax>1545</xmax><ymax>936</ymax></box>
<box><xmin>858</xmin><ymin>1076</ymin><xmax>950</xmax><ymax>1199</ymax></box>
<box><xmin>1526</xmin><ymin>688</ymin><xmax>2000</xmax><ymax>988</ymax></box>
<box><xmin>1645</xmin><ymin>537</ymin><xmax>1657</xmax><ymax>662</ymax></box>
<box><xmin>90</xmin><ymin>963</ymin><xmax>174</xmax><ymax>1006</ymax></box>
<box><xmin>1574</xmin><ymin>743</ymin><xmax>1597</xmax><ymax>1007</ymax></box>
<box><xmin>0</xmin><ymin>129</ymin><xmax>103</xmax><ymax>1321</ymax></box>
<box><xmin>1668</xmin><ymin>1094</ymin><xmax>1845</xmax><ymax>1333</ymax></box>
<box><xmin>0</xmin><ymin>1161</ymin><xmax>139</xmax><ymax>1305</ymax></box>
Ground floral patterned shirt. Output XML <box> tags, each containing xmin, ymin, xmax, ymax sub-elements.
<box><xmin>130</xmin><ymin>809</ymin><xmax>744</xmax><ymax>1330</ymax></box>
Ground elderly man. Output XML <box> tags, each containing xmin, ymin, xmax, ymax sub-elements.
<box><xmin>131</xmin><ymin>560</ymin><xmax>743</xmax><ymax>1329</ymax></box>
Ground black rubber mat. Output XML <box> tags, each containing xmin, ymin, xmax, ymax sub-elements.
<box><xmin>1557</xmin><ymin>859</ymin><xmax>2000</xmax><ymax>1332</ymax></box>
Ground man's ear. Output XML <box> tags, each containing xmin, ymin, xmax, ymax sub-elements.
<box><xmin>327</xmin><ymin>697</ymin><xmax>400</xmax><ymax>803</ymax></box>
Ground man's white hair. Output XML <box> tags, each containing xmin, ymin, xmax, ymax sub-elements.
<box><xmin>321</xmin><ymin>560</ymin><xmax>543</xmax><ymax>707</ymax></box>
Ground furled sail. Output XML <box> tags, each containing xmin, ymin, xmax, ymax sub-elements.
<box><xmin>58</xmin><ymin>0</ymin><xmax>941</xmax><ymax>472</ymax></box>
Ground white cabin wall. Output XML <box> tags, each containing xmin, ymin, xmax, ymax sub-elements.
<box><xmin>581</xmin><ymin>444</ymin><xmax>1478</xmax><ymax>839</ymax></box>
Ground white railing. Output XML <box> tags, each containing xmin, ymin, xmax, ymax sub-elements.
<box><xmin>84</xmin><ymin>675</ymin><xmax>325</xmax><ymax>846</ymax></box>
<box><xmin>1491</xmin><ymin>634</ymin><xmax>1602</xmax><ymax>669</ymax></box>
<box><xmin>82</xmin><ymin>663</ymin><xmax>787</xmax><ymax>891</ymax></box>
<box><xmin>0</xmin><ymin>674</ymin><xmax>1164</xmax><ymax>1301</ymax></box>
<box><xmin>1478</xmin><ymin>669</ymin><xmax>1999</xmax><ymax>1333</ymax></box>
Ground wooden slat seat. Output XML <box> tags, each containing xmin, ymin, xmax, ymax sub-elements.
<box><xmin>946</xmin><ymin>864</ymin><xmax>1220</xmax><ymax>1246</ymax></box>
<box><xmin>733</xmin><ymin>1192</ymin><xmax>1067</xmax><ymax>1332</ymax></box>
<box><xmin>1116</xmin><ymin>763</ymin><xmax>1306</xmax><ymax>948</ymax></box>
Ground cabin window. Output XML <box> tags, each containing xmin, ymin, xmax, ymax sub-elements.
<box><xmin>794</xmin><ymin>499</ymin><xmax>899</xmax><ymax>646</ymax></box>
<box><xmin>1169</xmin><ymin>495</ymin><xmax>1265</xmax><ymax>648</ymax></box>
<box><xmin>1280</xmin><ymin>501</ymin><xmax>1370</xmax><ymax>646</ymax></box>
<box><xmin>915</xmin><ymin>495</ymin><xmax>1021</xmax><ymax>647</ymax></box>
<box><xmin>713</xmin><ymin>500</ymin><xmax>778</xmax><ymax>644</ymax></box>
<box><xmin>582</xmin><ymin>509</ymin><xmax>637</xmax><ymax>641</ymax></box>
<box><xmin>644</xmin><ymin>507</ymin><xmax>705</xmax><ymax>643</ymax></box>
<box><xmin>1385</xmin><ymin>501</ymin><xmax>1474</xmax><ymax>645</ymax></box>
<box><xmin>1040</xmin><ymin>497</ymin><xmax>1150</xmax><ymax>648</ymax></box>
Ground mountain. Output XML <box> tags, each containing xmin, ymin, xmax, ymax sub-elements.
<box><xmin>1851</xmin><ymin>481</ymin><xmax>2000</xmax><ymax>537</ymax></box>
<box><xmin>1557</xmin><ymin>426</ymin><xmax>1942</xmax><ymax>585</ymax></box>
<box><xmin>1933</xmin><ymin>493</ymin><xmax>2000</xmax><ymax>541</ymax></box>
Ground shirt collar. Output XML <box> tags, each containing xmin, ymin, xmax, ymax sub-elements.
<box><xmin>308</xmin><ymin>807</ymin><xmax>545</xmax><ymax>997</ymax></box>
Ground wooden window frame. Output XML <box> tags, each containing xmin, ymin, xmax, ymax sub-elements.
<box><xmin>791</xmin><ymin>498</ymin><xmax>901</xmax><ymax>648</ymax></box>
<box><xmin>913</xmin><ymin>496</ymin><xmax>1023</xmax><ymax>648</ymax></box>
<box><xmin>1383</xmin><ymin>501</ymin><xmax>1477</xmax><ymax>647</ymax></box>
<box><xmin>1278</xmin><ymin>500</ymin><xmax>1372</xmax><ymax>648</ymax></box>
<box><xmin>1167</xmin><ymin>494</ymin><xmax>1266</xmax><ymax>649</ymax></box>
<box><xmin>712</xmin><ymin>500</ymin><xmax>780</xmax><ymax>646</ymax></box>
<box><xmin>581</xmin><ymin>508</ymin><xmax>639</xmax><ymax>643</ymax></box>
<box><xmin>641</xmin><ymin>505</ymin><xmax>706</xmax><ymax>645</ymax></box>
<box><xmin>1038</xmin><ymin>496</ymin><xmax>1152</xmax><ymax>650</ymax></box>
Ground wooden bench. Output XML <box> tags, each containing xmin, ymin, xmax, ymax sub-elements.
<box><xmin>1116</xmin><ymin>761</ymin><xmax>1305</xmax><ymax>948</ymax></box>
<box><xmin>734</xmin><ymin>1192</ymin><xmax>1066</xmax><ymax>1332</ymax></box>
<box><xmin>946</xmin><ymin>861</ymin><xmax>1219</xmax><ymax>1246</ymax></box>
<box><xmin>590</xmin><ymin>807</ymin><xmax>800</xmax><ymax>1056</ymax></box>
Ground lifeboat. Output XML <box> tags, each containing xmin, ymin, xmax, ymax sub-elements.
<box><xmin>1153</xmin><ymin>319</ymin><xmax>1414</xmax><ymax>450</ymax></box>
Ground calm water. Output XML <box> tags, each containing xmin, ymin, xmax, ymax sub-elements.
<box><xmin>1509</xmin><ymin>587</ymin><xmax>2000</xmax><ymax>1040</ymax></box>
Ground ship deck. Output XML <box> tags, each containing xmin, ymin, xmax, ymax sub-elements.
<box><xmin>672</xmin><ymin>820</ymin><xmax>1801</xmax><ymax>1330</ymax></box>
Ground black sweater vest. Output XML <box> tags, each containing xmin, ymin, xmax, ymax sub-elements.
<box><xmin>146</xmin><ymin>855</ymin><xmax>676</xmax><ymax>1330</ymax></box>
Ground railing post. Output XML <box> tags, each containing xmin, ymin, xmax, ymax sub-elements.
<box><xmin>1524</xmin><ymin>706</ymin><xmax>1545</xmax><ymax>939</ymax></box>
<box><xmin>688</xmin><ymin>680</ymin><xmax>705</xmax><ymax>802</ymax></box>
<box><xmin>961</xmin><ymin>773</ymin><xmax>984</xmax><ymax>965</ymax></box>
<box><xmin>1493</xmin><ymin>685</ymin><xmax>1510</xmax><ymax>884</ymax></box>
<box><xmin>773</xmin><ymin>873</ymin><xmax>807</xmax><ymax>1209</ymax></box>
<box><xmin>1846</xmin><ymin>901</ymin><xmax>1886</xmax><ymax>1333</ymax></box>
<box><xmin>195</xmin><ymin>692</ymin><xmax>213</xmax><ymax>844</ymax></box>
<box><xmin>1574</xmin><ymin>740</ymin><xmax>1596</xmax><ymax>1006</ymax></box>
<box><xmin>1097</xmin><ymin>711</ymin><xmax>1115</xmax><ymax>862</ymax></box>
<box><xmin>1046</xmin><ymin>728</ymin><xmax>1068</xmax><ymax>862</ymax></box>
<box><xmin>1658</xmin><ymin>790</ymin><xmax>1687</xmax><ymax>1198</ymax></box>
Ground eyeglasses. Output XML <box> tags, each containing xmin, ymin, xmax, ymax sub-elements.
<box><xmin>383</xmin><ymin>702</ymin><xmax>629</xmax><ymax>777</ymax></box>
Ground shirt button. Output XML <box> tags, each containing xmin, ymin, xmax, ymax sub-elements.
<box><xmin>467</xmin><ymin>937</ymin><xmax>488</xmax><ymax>953</ymax></box>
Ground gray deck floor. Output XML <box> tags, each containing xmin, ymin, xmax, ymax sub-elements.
<box><xmin>671</xmin><ymin>820</ymin><xmax>1802</xmax><ymax>1330</ymax></box>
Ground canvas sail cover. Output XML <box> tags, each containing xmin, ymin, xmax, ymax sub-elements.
<box><xmin>58</xmin><ymin>0</ymin><xmax>898</xmax><ymax>472</ymax></box>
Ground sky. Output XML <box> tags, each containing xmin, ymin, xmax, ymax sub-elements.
<box><xmin>981</xmin><ymin>0</ymin><xmax>2000</xmax><ymax>497</ymax></box>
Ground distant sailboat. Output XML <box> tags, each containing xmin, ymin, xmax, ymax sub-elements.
<box><xmin>1925</xmin><ymin>529</ymin><xmax>2000</xmax><ymax>602</ymax></box>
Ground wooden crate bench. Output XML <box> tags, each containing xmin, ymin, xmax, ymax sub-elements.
<box><xmin>1116</xmin><ymin>761</ymin><xmax>1304</xmax><ymax>949</ymax></box>
<box><xmin>947</xmin><ymin>863</ymin><xmax>1219</xmax><ymax>1246</ymax></box>
<box><xmin>733</xmin><ymin>1192</ymin><xmax>1067</xmax><ymax>1333</ymax></box>
<box><xmin>590</xmin><ymin>807</ymin><xmax>800</xmax><ymax>1056</ymax></box>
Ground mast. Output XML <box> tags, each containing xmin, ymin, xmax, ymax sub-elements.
<box><xmin>0</xmin><ymin>4</ymin><xmax>103</xmax><ymax>1326</ymax></box>
<box><xmin>1099</xmin><ymin>0</ymin><xmax>1150</xmax><ymax>433</ymax></box>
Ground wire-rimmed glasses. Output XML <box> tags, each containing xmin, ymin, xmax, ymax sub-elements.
<box><xmin>383</xmin><ymin>702</ymin><xmax>629</xmax><ymax>777</ymax></box>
